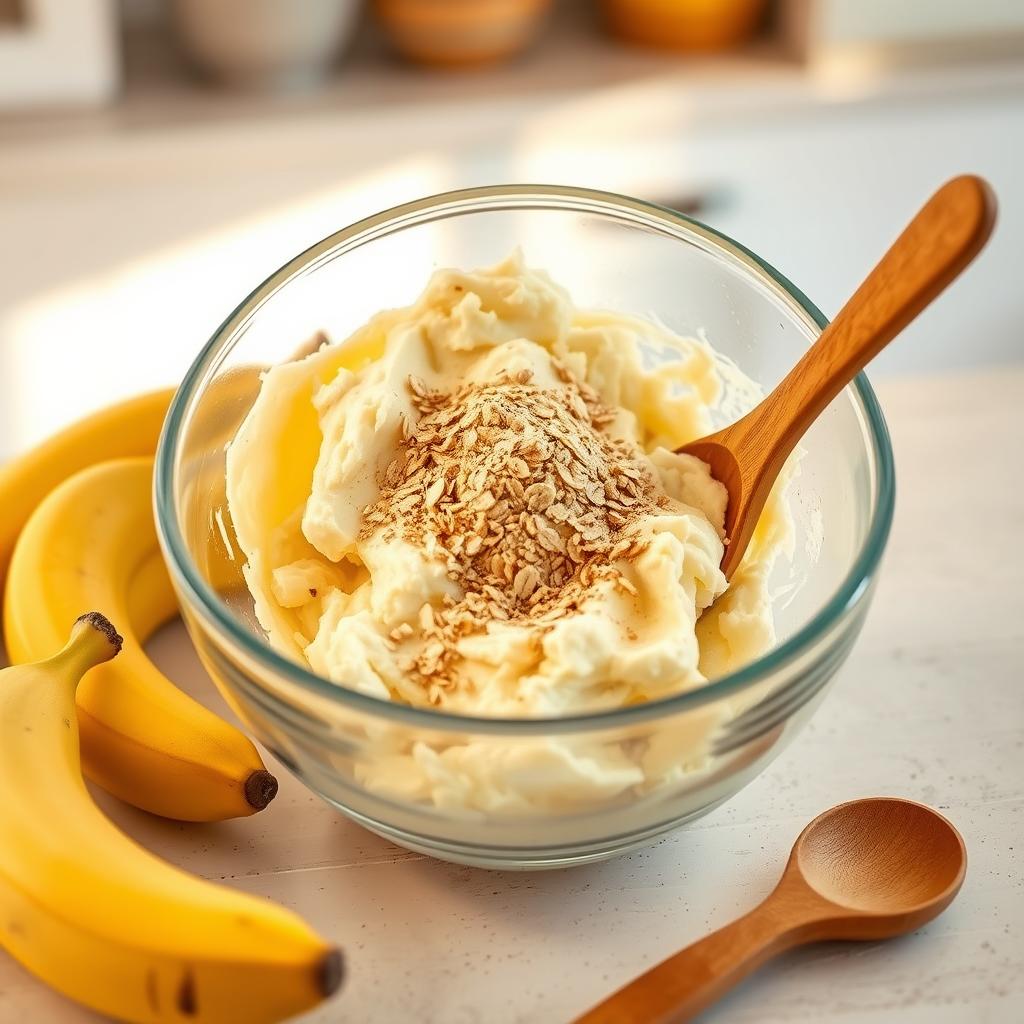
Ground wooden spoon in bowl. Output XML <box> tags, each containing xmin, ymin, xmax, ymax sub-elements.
<box><xmin>575</xmin><ymin>797</ymin><xmax>967</xmax><ymax>1023</ymax></box>
<box><xmin>682</xmin><ymin>175</ymin><xmax>996</xmax><ymax>578</ymax></box>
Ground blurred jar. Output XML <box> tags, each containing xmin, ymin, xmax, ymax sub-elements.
<box><xmin>172</xmin><ymin>0</ymin><xmax>364</xmax><ymax>89</ymax></box>
<box><xmin>603</xmin><ymin>0</ymin><xmax>767</xmax><ymax>52</ymax></box>
<box><xmin>375</xmin><ymin>0</ymin><xmax>552</xmax><ymax>68</ymax></box>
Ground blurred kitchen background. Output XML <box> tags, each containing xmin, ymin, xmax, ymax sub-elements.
<box><xmin>1</xmin><ymin>0</ymin><xmax>1021</xmax><ymax>456</ymax></box>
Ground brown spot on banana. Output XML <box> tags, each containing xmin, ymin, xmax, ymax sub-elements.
<box><xmin>146</xmin><ymin>969</ymin><xmax>160</xmax><ymax>1013</ymax></box>
<box><xmin>177</xmin><ymin>968</ymin><xmax>198</xmax><ymax>1016</ymax></box>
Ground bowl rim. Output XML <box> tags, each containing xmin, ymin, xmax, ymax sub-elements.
<box><xmin>154</xmin><ymin>183</ymin><xmax>895</xmax><ymax>735</ymax></box>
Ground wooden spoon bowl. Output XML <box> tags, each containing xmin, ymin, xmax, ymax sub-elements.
<box><xmin>795</xmin><ymin>798</ymin><xmax>966</xmax><ymax>926</ymax></box>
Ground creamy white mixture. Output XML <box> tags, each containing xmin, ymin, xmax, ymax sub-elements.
<box><xmin>226</xmin><ymin>253</ymin><xmax>793</xmax><ymax>814</ymax></box>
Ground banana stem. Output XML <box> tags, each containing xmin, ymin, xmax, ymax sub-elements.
<box><xmin>50</xmin><ymin>613</ymin><xmax>123</xmax><ymax>679</ymax></box>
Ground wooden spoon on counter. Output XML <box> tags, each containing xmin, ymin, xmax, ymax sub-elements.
<box><xmin>575</xmin><ymin>797</ymin><xmax>967</xmax><ymax>1024</ymax></box>
<box><xmin>682</xmin><ymin>175</ymin><xmax>996</xmax><ymax>578</ymax></box>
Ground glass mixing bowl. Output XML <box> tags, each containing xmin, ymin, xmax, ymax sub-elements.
<box><xmin>155</xmin><ymin>185</ymin><xmax>894</xmax><ymax>869</ymax></box>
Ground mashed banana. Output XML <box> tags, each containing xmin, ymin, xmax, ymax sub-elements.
<box><xmin>226</xmin><ymin>253</ymin><xmax>793</xmax><ymax>814</ymax></box>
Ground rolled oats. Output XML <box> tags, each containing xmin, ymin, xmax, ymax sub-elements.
<box><xmin>359</xmin><ymin>369</ymin><xmax>663</xmax><ymax>686</ymax></box>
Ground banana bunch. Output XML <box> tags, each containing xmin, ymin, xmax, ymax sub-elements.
<box><xmin>5</xmin><ymin>456</ymin><xmax>277</xmax><ymax>820</ymax></box>
<box><xmin>0</xmin><ymin>613</ymin><xmax>342</xmax><ymax>1023</ymax></box>
<box><xmin>2</xmin><ymin>391</ymin><xmax>276</xmax><ymax>821</ymax></box>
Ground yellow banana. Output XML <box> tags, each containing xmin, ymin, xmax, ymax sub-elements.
<box><xmin>0</xmin><ymin>389</ymin><xmax>175</xmax><ymax>596</ymax></box>
<box><xmin>0</xmin><ymin>613</ymin><xmax>343</xmax><ymax>1024</ymax></box>
<box><xmin>4</xmin><ymin>457</ymin><xmax>278</xmax><ymax>821</ymax></box>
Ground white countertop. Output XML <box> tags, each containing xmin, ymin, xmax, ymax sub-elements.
<box><xmin>1</xmin><ymin>366</ymin><xmax>1021</xmax><ymax>1023</ymax></box>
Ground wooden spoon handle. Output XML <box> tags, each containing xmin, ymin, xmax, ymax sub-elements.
<box><xmin>574</xmin><ymin>899</ymin><xmax>805</xmax><ymax>1024</ymax></box>
<box><xmin>731</xmin><ymin>175</ymin><xmax>996</xmax><ymax>469</ymax></box>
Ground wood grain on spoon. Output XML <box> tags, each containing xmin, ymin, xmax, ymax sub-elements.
<box><xmin>575</xmin><ymin>798</ymin><xmax>967</xmax><ymax>1024</ymax></box>
<box><xmin>682</xmin><ymin>175</ymin><xmax>997</xmax><ymax>578</ymax></box>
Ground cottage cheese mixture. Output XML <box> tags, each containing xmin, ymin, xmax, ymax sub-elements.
<box><xmin>226</xmin><ymin>253</ymin><xmax>793</xmax><ymax>813</ymax></box>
